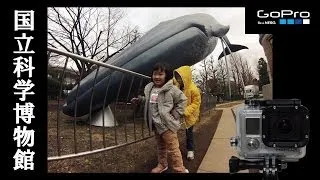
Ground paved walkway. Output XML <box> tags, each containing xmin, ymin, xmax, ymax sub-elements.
<box><xmin>197</xmin><ymin>103</ymin><xmax>248</xmax><ymax>173</ymax></box>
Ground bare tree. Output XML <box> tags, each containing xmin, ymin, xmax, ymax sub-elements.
<box><xmin>206</xmin><ymin>56</ymin><xmax>218</xmax><ymax>94</ymax></box>
<box><xmin>228</xmin><ymin>53</ymin><xmax>255</xmax><ymax>96</ymax></box>
<box><xmin>197</xmin><ymin>55</ymin><xmax>217</xmax><ymax>93</ymax></box>
<box><xmin>48</xmin><ymin>7</ymin><xmax>140</xmax><ymax>79</ymax></box>
<box><xmin>196</xmin><ymin>58</ymin><xmax>208</xmax><ymax>92</ymax></box>
<box><xmin>230</xmin><ymin>54</ymin><xmax>242</xmax><ymax>96</ymax></box>
<box><xmin>190</xmin><ymin>65</ymin><xmax>199</xmax><ymax>84</ymax></box>
<box><xmin>195</xmin><ymin>52</ymin><xmax>255</xmax><ymax>101</ymax></box>
<box><xmin>241</xmin><ymin>59</ymin><xmax>255</xmax><ymax>85</ymax></box>
<box><xmin>216</xmin><ymin>58</ymin><xmax>228</xmax><ymax>97</ymax></box>
<box><xmin>236</xmin><ymin>54</ymin><xmax>255</xmax><ymax>86</ymax></box>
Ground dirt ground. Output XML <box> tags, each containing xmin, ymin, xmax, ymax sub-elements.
<box><xmin>47</xmin><ymin>100</ymin><xmax>223</xmax><ymax>173</ymax></box>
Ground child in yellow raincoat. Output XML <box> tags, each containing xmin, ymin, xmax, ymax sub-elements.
<box><xmin>173</xmin><ymin>65</ymin><xmax>201</xmax><ymax>160</ymax></box>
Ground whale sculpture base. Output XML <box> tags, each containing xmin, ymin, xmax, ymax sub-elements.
<box><xmin>90</xmin><ymin>106</ymin><xmax>118</xmax><ymax>127</ymax></box>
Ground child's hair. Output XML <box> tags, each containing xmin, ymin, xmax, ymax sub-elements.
<box><xmin>152</xmin><ymin>62</ymin><xmax>173</xmax><ymax>83</ymax></box>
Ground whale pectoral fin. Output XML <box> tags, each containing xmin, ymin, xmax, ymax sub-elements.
<box><xmin>218</xmin><ymin>44</ymin><xmax>249</xmax><ymax>60</ymax></box>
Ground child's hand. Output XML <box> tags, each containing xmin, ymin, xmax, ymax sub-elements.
<box><xmin>130</xmin><ymin>97</ymin><xmax>139</xmax><ymax>105</ymax></box>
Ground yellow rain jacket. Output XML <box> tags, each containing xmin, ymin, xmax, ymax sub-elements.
<box><xmin>173</xmin><ymin>66</ymin><xmax>201</xmax><ymax>129</ymax></box>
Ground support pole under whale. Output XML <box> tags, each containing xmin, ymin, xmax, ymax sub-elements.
<box><xmin>90</xmin><ymin>105</ymin><xmax>118</xmax><ymax>127</ymax></box>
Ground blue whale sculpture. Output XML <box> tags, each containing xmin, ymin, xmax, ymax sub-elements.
<box><xmin>62</xmin><ymin>13</ymin><xmax>248</xmax><ymax>117</ymax></box>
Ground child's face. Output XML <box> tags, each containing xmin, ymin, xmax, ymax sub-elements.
<box><xmin>152</xmin><ymin>69</ymin><xmax>166</xmax><ymax>87</ymax></box>
<box><xmin>175</xmin><ymin>73</ymin><xmax>183</xmax><ymax>87</ymax></box>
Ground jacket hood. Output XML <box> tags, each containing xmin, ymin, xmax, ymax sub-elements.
<box><xmin>145</xmin><ymin>80</ymin><xmax>174</xmax><ymax>93</ymax></box>
<box><xmin>173</xmin><ymin>66</ymin><xmax>192</xmax><ymax>89</ymax></box>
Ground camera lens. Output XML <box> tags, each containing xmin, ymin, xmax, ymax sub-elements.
<box><xmin>262</xmin><ymin>102</ymin><xmax>309</xmax><ymax>148</ymax></box>
<box><xmin>278</xmin><ymin>119</ymin><xmax>293</xmax><ymax>134</ymax></box>
<box><xmin>270</xmin><ymin>116</ymin><xmax>297</xmax><ymax>141</ymax></box>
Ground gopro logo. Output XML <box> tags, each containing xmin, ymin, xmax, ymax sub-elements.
<box><xmin>257</xmin><ymin>10</ymin><xmax>310</xmax><ymax>19</ymax></box>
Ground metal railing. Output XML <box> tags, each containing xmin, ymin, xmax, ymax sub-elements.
<box><xmin>201</xmin><ymin>93</ymin><xmax>217</xmax><ymax>113</ymax></box>
<box><xmin>47</xmin><ymin>47</ymin><xmax>152</xmax><ymax>161</ymax></box>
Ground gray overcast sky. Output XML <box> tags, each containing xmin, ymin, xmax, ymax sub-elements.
<box><xmin>124</xmin><ymin>7</ymin><xmax>267</xmax><ymax>77</ymax></box>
